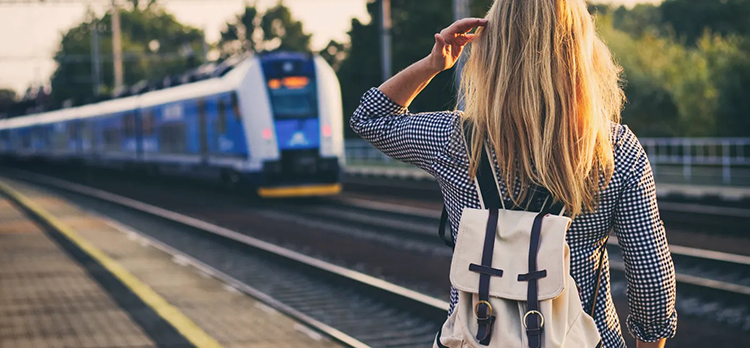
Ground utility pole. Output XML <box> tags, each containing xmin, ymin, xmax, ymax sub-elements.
<box><xmin>380</xmin><ymin>0</ymin><xmax>392</xmax><ymax>82</ymax></box>
<box><xmin>453</xmin><ymin>0</ymin><xmax>470</xmax><ymax>109</ymax></box>
<box><xmin>111</xmin><ymin>0</ymin><xmax>124</xmax><ymax>94</ymax></box>
<box><xmin>201</xmin><ymin>27</ymin><xmax>209</xmax><ymax>62</ymax></box>
<box><xmin>89</xmin><ymin>8</ymin><xmax>101</xmax><ymax>97</ymax></box>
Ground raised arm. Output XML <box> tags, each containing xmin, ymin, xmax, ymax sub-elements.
<box><xmin>350</xmin><ymin>18</ymin><xmax>486</xmax><ymax>172</ymax></box>
<box><xmin>378</xmin><ymin>18</ymin><xmax>487</xmax><ymax>107</ymax></box>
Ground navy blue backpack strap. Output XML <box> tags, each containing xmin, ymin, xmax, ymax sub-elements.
<box><xmin>465</xmin><ymin>120</ymin><xmax>503</xmax><ymax>209</ymax></box>
<box><xmin>438</xmin><ymin>207</ymin><xmax>454</xmax><ymax>248</ymax></box>
<box><xmin>460</xmin><ymin>122</ymin><xmax>503</xmax><ymax>345</ymax></box>
<box><xmin>437</xmin><ymin>122</ymin><xmax>502</xmax><ymax>248</ymax></box>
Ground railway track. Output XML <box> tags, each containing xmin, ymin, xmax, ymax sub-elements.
<box><xmin>319</xmin><ymin>196</ymin><xmax>750</xmax><ymax>289</ymax></box>
<box><xmin>6</xmin><ymin>172</ymin><xmax>449</xmax><ymax>348</ymax></box>
<box><xmin>311</xmin><ymin>195</ymin><xmax>750</xmax><ymax>330</ymax></box>
<box><xmin>4</xmin><ymin>166</ymin><xmax>750</xmax><ymax>345</ymax></box>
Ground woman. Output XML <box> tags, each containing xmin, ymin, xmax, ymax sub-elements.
<box><xmin>350</xmin><ymin>0</ymin><xmax>676</xmax><ymax>347</ymax></box>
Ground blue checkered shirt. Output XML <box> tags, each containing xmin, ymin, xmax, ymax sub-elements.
<box><xmin>350</xmin><ymin>88</ymin><xmax>678</xmax><ymax>347</ymax></box>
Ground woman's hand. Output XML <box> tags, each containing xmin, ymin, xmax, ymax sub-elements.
<box><xmin>428</xmin><ymin>18</ymin><xmax>488</xmax><ymax>72</ymax></box>
<box><xmin>637</xmin><ymin>339</ymin><xmax>667</xmax><ymax>348</ymax></box>
<box><xmin>377</xmin><ymin>18</ymin><xmax>487</xmax><ymax>107</ymax></box>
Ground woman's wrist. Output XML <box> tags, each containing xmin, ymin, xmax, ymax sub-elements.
<box><xmin>418</xmin><ymin>56</ymin><xmax>444</xmax><ymax>76</ymax></box>
<box><xmin>378</xmin><ymin>57</ymin><xmax>442</xmax><ymax>107</ymax></box>
<box><xmin>636</xmin><ymin>338</ymin><xmax>666</xmax><ymax>348</ymax></box>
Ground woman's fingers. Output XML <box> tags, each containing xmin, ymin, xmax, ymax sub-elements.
<box><xmin>446</xmin><ymin>18</ymin><xmax>488</xmax><ymax>35</ymax></box>
<box><xmin>438</xmin><ymin>18</ymin><xmax>486</xmax><ymax>46</ymax></box>
<box><xmin>434</xmin><ymin>33</ymin><xmax>446</xmax><ymax>46</ymax></box>
<box><xmin>437</xmin><ymin>31</ymin><xmax>478</xmax><ymax>47</ymax></box>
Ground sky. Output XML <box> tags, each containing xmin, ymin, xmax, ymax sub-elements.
<box><xmin>0</xmin><ymin>0</ymin><xmax>661</xmax><ymax>94</ymax></box>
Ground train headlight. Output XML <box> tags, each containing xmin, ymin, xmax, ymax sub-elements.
<box><xmin>262</xmin><ymin>128</ymin><xmax>273</xmax><ymax>140</ymax></box>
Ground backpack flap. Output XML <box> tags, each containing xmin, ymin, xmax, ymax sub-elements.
<box><xmin>450</xmin><ymin>208</ymin><xmax>572</xmax><ymax>301</ymax></box>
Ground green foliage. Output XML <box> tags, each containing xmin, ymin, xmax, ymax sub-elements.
<box><xmin>697</xmin><ymin>34</ymin><xmax>750</xmax><ymax>136</ymax></box>
<box><xmin>612</xmin><ymin>4</ymin><xmax>662</xmax><ymax>37</ymax></box>
<box><xmin>219</xmin><ymin>1</ymin><xmax>311</xmax><ymax>57</ymax></box>
<box><xmin>470</xmin><ymin>0</ymin><xmax>494</xmax><ymax>16</ymax></box>
<box><xmin>595</xmin><ymin>4</ymin><xmax>750</xmax><ymax>137</ymax></box>
<box><xmin>319</xmin><ymin>40</ymin><xmax>348</xmax><ymax>71</ymax></box>
<box><xmin>261</xmin><ymin>3</ymin><xmax>312</xmax><ymax>52</ymax></box>
<box><xmin>661</xmin><ymin>0</ymin><xmax>750</xmax><ymax>44</ymax></box>
<box><xmin>337</xmin><ymin>0</ymin><xmax>459</xmax><ymax>137</ymax></box>
<box><xmin>0</xmin><ymin>89</ymin><xmax>17</xmax><ymax>118</ymax></box>
<box><xmin>49</xmin><ymin>5</ymin><xmax>205</xmax><ymax>107</ymax></box>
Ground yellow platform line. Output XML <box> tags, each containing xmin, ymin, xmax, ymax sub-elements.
<box><xmin>258</xmin><ymin>183</ymin><xmax>342</xmax><ymax>198</ymax></box>
<box><xmin>0</xmin><ymin>180</ymin><xmax>223</xmax><ymax>348</ymax></box>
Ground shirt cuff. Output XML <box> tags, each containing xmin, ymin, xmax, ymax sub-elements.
<box><xmin>627</xmin><ymin>310</ymin><xmax>678</xmax><ymax>342</ymax></box>
<box><xmin>361</xmin><ymin>87</ymin><xmax>409</xmax><ymax>116</ymax></box>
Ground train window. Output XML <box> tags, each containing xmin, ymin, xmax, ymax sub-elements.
<box><xmin>11</xmin><ymin>132</ymin><xmax>21</xmax><ymax>149</ymax></box>
<box><xmin>40</xmin><ymin>127</ymin><xmax>51</xmax><ymax>148</ymax></box>
<box><xmin>142</xmin><ymin>110</ymin><xmax>155</xmax><ymax>137</ymax></box>
<box><xmin>21</xmin><ymin>131</ymin><xmax>31</xmax><ymax>149</ymax></box>
<box><xmin>123</xmin><ymin>113</ymin><xmax>136</xmax><ymax>137</ymax></box>
<box><xmin>217</xmin><ymin>98</ymin><xmax>227</xmax><ymax>134</ymax></box>
<box><xmin>31</xmin><ymin>128</ymin><xmax>41</xmax><ymax>148</ymax></box>
<box><xmin>269</xmin><ymin>88</ymin><xmax>316</xmax><ymax>118</ymax></box>
<box><xmin>230</xmin><ymin>93</ymin><xmax>241</xmax><ymax>122</ymax></box>
<box><xmin>0</xmin><ymin>131</ymin><xmax>7</xmax><ymax>149</ymax></box>
<box><xmin>158</xmin><ymin>122</ymin><xmax>186</xmax><ymax>154</ymax></box>
<box><xmin>197</xmin><ymin>99</ymin><xmax>206</xmax><ymax>120</ymax></box>
<box><xmin>103</xmin><ymin>127</ymin><xmax>121</xmax><ymax>151</ymax></box>
<box><xmin>53</xmin><ymin>124</ymin><xmax>67</xmax><ymax>150</ymax></box>
<box><xmin>67</xmin><ymin>123</ymin><xmax>76</xmax><ymax>139</ymax></box>
<box><xmin>81</xmin><ymin>122</ymin><xmax>93</xmax><ymax>149</ymax></box>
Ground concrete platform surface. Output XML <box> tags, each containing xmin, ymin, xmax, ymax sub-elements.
<box><xmin>0</xmin><ymin>178</ymin><xmax>343</xmax><ymax>348</ymax></box>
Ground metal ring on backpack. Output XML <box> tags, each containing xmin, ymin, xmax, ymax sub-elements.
<box><xmin>474</xmin><ymin>300</ymin><xmax>493</xmax><ymax>320</ymax></box>
<box><xmin>523</xmin><ymin>310</ymin><xmax>545</xmax><ymax>329</ymax></box>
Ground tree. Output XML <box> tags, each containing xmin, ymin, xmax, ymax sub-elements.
<box><xmin>661</xmin><ymin>0</ymin><xmax>750</xmax><ymax>44</ymax></box>
<box><xmin>599</xmin><ymin>15</ymin><xmax>719</xmax><ymax>137</ymax></box>
<box><xmin>338</xmin><ymin>0</ymin><xmax>465</xmax><ymax>137</ymax></box>
<box><xmin>336</xmin><ymin>1</ymin><xmax>749</xmax><ymax>138</ymax></box>
<box><xmin>219</xmin><ymin>1</ymin><xmax>311</xmax><ymax>58</ymax></box>
<box><xmin>612</xmin><ymin>4</ymin><xmax>662</xmax><ymax>37</ymax></box>
<box><xmin>0</xmin><ymin>89</ymin><xmax>17</xmax><ymax>119</ymax></box>
<box><xmin>698</xmin><ymin>34</ymin><xmax>750</xmax><ymax>136</ymax></box>
<box><xmin>219</xmin><ymin>6</ymin><xmax>260</xmax><ymax>56</ymax></box>
<box><xmin>261</xmin><ymin>3</ymin><xmax>312</xmax><ymax>52</ymax></box>
<box><xmin>49</xmin><ymin>5</ymin><xmax>205</xmax><ymax>107</ymax></box>
<box><xmin>320</xmin><ymin>40</ymin><xmax>348</xmax><ymax>71</ymax></box>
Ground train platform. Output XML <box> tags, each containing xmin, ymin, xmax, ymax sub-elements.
<box><xmin>0</xmin><ymin>178</ymin><xmax>343</xmax><ymax>348</ymax></box>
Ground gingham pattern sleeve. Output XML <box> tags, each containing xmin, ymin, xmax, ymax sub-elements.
<box><xmin>350</xmin><ymin>88</ymin><xmax>460</xmax><ymax>174</ymax></box>
<box><xmin>613</xmin><ymin>127</ymin><xmax>678</xmax><ymax>342</ymax></box>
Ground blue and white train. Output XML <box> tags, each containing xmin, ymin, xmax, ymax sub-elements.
<box><xmin>0</xmin><ymin>52</ymin><xmax>345</xmax><ymax>197</ymax></box>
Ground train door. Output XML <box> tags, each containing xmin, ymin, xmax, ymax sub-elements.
<box><xmin>134</xmin><ymin>109</ymin><xmax>143</xmax><ymax>160</ymax></box>
<box><xmin>73</xmin><ymin>121</ymin><xmax>82</xmax><ymax>156</ymax></box>
<box><xmin>197</xmin><ymin>99</ymin><xmax>208</xmax><ymax>162</ymax></box>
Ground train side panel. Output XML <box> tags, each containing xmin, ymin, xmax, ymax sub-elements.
<box><xmin>235</xmin><ymin>58</ymin><xmax>278</xmax><ymax>176</ymax></box>
<box><xmin>0</xmin><ymin>53</ymin><xmax>344</xmax><ymax>197</ymax></box>
<box><xmin>313</xmin><ymin>56</ymin><xmax>345</xmax><ymax>166</ymax></box>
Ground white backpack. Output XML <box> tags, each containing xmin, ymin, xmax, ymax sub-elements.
<box><xmin>435</xmin><ymin>140</ymin><xmax>607</xmax><ymax>348</ymax></box>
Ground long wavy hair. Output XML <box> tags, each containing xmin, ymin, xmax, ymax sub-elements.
<box><xmin>460</xmin><ymin>0</ymin><xmax>624</xmax><ymax>217</ymax></box>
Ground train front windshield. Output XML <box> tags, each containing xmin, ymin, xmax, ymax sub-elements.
<box><xmin>267</xmin><ymin>77</ymin><xmax>317</xmax><ymax>119</ymax></box>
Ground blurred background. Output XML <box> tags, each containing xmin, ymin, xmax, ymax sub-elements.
<box><xmin>2</xmin><ymin>0</ymin><xmax>748</xmax><ymax>138</ymax></box>
<box><xmin>0</xmin><ymin>1</ymin><xmax>749</xmax><ymax>348</ymax></box>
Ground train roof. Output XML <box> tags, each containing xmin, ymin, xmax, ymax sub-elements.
<box><xmin>0</xmin><ymin>56</ymin><xmax>255</xmax><ymax>131</ymax></box>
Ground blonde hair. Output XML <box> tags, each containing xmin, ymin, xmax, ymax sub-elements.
<box><xmin>460</xmin><ymin>0</ymin><xmax>624</xmax><ymax>217</ymax></box>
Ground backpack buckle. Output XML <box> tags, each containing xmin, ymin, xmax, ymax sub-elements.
<box><xmin>474</xmin><ymin>300</ymin><xmax>493</xmax><ymax>320</ymax></box>
<box><xmin>523</xmin><ymin>310</ymin><xmax>545</xmax><ymax>329</ymax></box>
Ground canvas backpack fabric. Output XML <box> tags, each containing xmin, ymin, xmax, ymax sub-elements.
<box><xmin>434</xmin><ymin>129</ymin><xmax>606</xmax><ymax>348</ymax></box>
